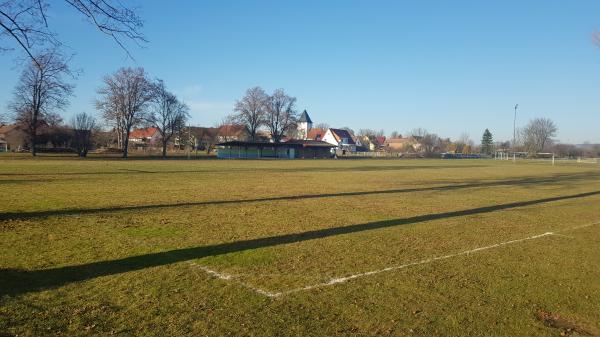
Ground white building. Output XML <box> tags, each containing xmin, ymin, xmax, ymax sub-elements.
<box><xmin>297</xmin><ymin>110</ymin><xmax>313</xmax><ymax>140</ymax></box>
<box><xmin>322</xmin><ymin>128</ymin><xmax>357</xmax><ymax>152</ymax></box>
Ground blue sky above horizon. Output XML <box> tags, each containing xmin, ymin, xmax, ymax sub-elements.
<box><xmin>1</xmin><ymin>0</ymin><xmax>600</xmax><ymax>143</ymax></box>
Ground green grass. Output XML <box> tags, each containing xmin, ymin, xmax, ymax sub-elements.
<box><xmin>1</xmin><ymin>157</ymin><xmax>599</xmax><ymax>336</ymax></box>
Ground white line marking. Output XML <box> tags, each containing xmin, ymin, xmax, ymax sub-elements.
<box><xmin>558</xmin><ymin>221</ymin><xmax>600</xmax><ymax>232</ymax></box>
<box><xmin>188</xmin><ymin>262</ymin><xmax>280</xmax><ymax>297</ymax></box>
<box><xmin>273</xmin><ymin>231</ymin><xmax>555</xmax><ymax>297</ymax></box>
<box><xmin>188</xmin><ymin>221</ymin><xmax>600</xmax><ymax>298</ymax></box>
<box><xmin>191</xmin><ymin>264</ymin><xmax>234</xmax><ymax>280</ymax></box>
<box><xmin>551</xmin><ymin>233</ymin><xmax>575</xmax><ymax>239</ymax></box>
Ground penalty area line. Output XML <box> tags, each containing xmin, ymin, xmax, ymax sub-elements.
<box><xmin>187</xmin><ymin>221</ymin><xmax>600</xmax><ymax>298</ymax></box>
<box><xmin>188</xmin><ymin>262</ymin><xmax>280</xmax><ymax>297</ymax></box>
<box><xmin>274</xmin><ymin>231</ymin><xmax>555</xmax><ymax>297</ymax></box>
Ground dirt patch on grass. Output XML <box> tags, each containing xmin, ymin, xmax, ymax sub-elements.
<box><xmin>536</xmin><ymin>310</ymin><xmax>594</xmax><ymax>336</ymax></box>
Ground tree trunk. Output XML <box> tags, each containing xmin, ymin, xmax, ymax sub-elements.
<box><xmin>30</xmin><ymin>126</ymin><xmax>37</xmax><ymax>156</ymax></box>
<box><xmin>162</xmin><ymin>140</ymin><xmax>167</xmax><ymax>158</ymax></box>
<box><xmin>122</xmin><ymin>134</ymin><xmax>129</xmax><ymax>158</ymax></box>
<box><xmin>29</xmin><ymin>110</ymin><xmax>39</xmax><ymax>156</ymax></box>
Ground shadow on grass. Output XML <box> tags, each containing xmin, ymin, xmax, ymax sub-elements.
<box><xmin>2</xmin><ymin>190</ymin><xmax>599</xmax><ymax>297</ymax></box>
<box><xmin>1</xmin><ymin>172</ymin><xmax>599</xmax><ymax>221</ymax></box>
<box><xmin>0</xmin><ymin>153</ymin><xmax>219</xmax><ymax>161</ymax></box>
<box><xmin>0</xmin><ymin>179</ymin><xmax>53</xmax><ymax>185</ymax></box>
<box><xmin>1</xmin><ymin>164</ymin><xmax>490</xmax><ymax>177</ymax></box>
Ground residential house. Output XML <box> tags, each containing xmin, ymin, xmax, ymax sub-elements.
<box><xmin>376</xmin><ymin>136</ymin><xmax>386</xmax><ymax>149</ymax></box>
<box><xmin>307</xmin><ymin>128</ymin><xmax>326</xmax><ymax>141</ymax></box>
<box><xmin>322</xmin><ymin>128</ymin><xmax>356</xmax><ymax>152</ymax></box>
<box><xmin>129</xmin><ymin>127</ymin><xmax>161</xmax><ymax>148</ymax></box>
<box><xmin>384</xmin><ymin>137</ymin><xmax>414</xmax><ymax>152</ymax></box>
<box><xmin>0</xmin><ymin>124</ymin><xmax>28</xmax><ymax>152</ymax></box>
<box><xmin>357</xmin><ymin>135</ymin><xmax>386</xmax><ymax>151</ymax></box>
<box><xmin>355</xmin><ymin>135</ymin><xmax>372</xmax><ymax>151</ymax></box>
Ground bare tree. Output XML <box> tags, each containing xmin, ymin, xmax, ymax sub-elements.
<box><xmin>314</xmin><ymin>122</ymin><xmax>330</xmax><ymax>130</ymax></box>
<box><xmin>189</xmin><ymin>126</ymin><xmax>218</xmax><ymax>154</ymax></box>
<box><xmin>390</xmin><ymin>131</ymin><xmax>400</xmax><ymax>138</ymax></box>
<box><xmin>552</xmin><ymin>143</ymin><xmax>581</xmax><ymax>158</ymax></box>
<box><xmin>420</xmin><ymin>133</ymin><xmax>440</xmax><ymax>155</ymax></box>
<box><xmin>264</xmin><ymin>89</ymin><xmax>298</xmax><ymax>143</ymax></box>
<box><xmin>457</xmin><ymin>133</ymin><xmax>473</xmax><ymax>147</ymax></box>
<box><xmin>9</xmin><ymin>50</ymin><xmax>74</xmax><ymax>156</ymax></box>
<box><xmin>97</xmin><ymin>88</ymin><xmax>124</xmax><ymax>149</ymax></box>
<box><xmin>522</xmin><ymin>117</ymin><xmax>557</xmax><ymax>154</ymax></box>
<box><xmin>454</xmin><ymin>132</ymin><xmax>473</xmax><ymax>153</ymax></box>
<box><xmin>148</xmin><ymin>79</ymin><xmax>189</xmax><ymax>158</ymax></box>
<box><xmin>409</xmin><ymin>128</ymin><xmax>439</xmax><ymax>155</ymax></box>
<box><xmin>0</xmin><ymin>0</ymin><xmax>145</xmax><ymax>64</ymax></box>
<box><xmin>340</xmin><ymin>126</ymin><xmax>355</xmax><ymax>136</ymax></box>
<box><xmin>0</xmin><ymin>111</ymin><xmax>8</xmax><ymax>124</ymax></box>
<box><xmin>96</xmin><ymin>67</ymin><xmax>154</xmax><ymax>158</ymax></box>
<box><xmin>230</xmin><ymin>86</ymin><xmax>267</xmax><ymax>141</ymax></box>
<box><xmin>358</xmin><ymin>129</ymin><xmax>376</xmax><ymax>137</ymax></box>
<box><xmin>409</xmin><ymin>128</ymin><xmax>428</xmax><ymax>139</ymax></box>
<box><xmin>70</xmin><ymin>112</ymin><xmax>95</xmax><ymax>157</ymax></box>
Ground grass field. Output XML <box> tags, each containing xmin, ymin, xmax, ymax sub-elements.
<box><xmin>1</xmin><ymin>157</ymin><xmax>599</xmax><ymax>336</ymax></box>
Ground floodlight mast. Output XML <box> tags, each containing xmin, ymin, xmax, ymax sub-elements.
<box><xmin>513</xmin><ymin>104</ymin><xmax>518</xmax><ymax>162</ymax></box>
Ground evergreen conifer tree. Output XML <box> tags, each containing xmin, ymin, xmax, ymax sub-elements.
<box><xmin>481</xmin><ymin>129</ymin><xmax>494</xmax><ymax>154</ymax></box>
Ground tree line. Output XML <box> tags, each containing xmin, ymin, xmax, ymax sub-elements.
<box><xmin>8</xmin><ymin>52</ymin><xmax>189</xmax><ymax>158</ymax></box>
<box><xmin>2</xmin><ymin>0</ymin><xmax>155</xmax><ymax>157</ymax></box>
<box><xmin>370</xmin><ymin>119</ymin><xmax>560</xmax><ymax>157</ymax></box>
<box><xmin>96</xmin><ymin>68</ymin><xmax>190</xmax><ymax>158</ymax></box>
<box><xmin>5</xmin><ymin>60</ymin><xmax>569</xmax><ymax>159</ymax></box>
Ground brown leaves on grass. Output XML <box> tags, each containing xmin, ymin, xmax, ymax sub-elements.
<box><xmin>535</xmin><ymin>310</ymin><xmax>592</xmax><ymax>336</ymax></box>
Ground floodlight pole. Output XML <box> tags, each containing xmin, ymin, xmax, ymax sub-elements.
<box><xmin>513</xmin><ymin>104</ymin><xmax>518</xmax><ymax>162</ymax></box>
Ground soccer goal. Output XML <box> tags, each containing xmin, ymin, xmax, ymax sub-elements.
<box><xmin>494</xmin><ymin>151</ymin><xmax>556</xmax><ymax>165</ymax></box>
<box><xmin>530</xmin><ymin>152</ymin><xmax>556</xmax><ymax>165</ymax></box>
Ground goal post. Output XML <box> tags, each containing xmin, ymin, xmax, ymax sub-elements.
<box><xmin>495</xmin><ymin>151</ymin><xmax>556</xmax><ymax>165</ymax></box>
<box><xmin>531</xmin><ymin>152</ymin><xmax>555</xmax><ymax>165</ymax></box>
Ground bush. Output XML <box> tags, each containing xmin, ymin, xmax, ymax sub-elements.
<box><xmin>36</xmin><ymin>147</ymin><xmax>76</xmax><ymax>153</ymax></box>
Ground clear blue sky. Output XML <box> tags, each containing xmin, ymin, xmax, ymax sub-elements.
<box><xmin>1</xmin><ymin>0</ymin><xmax>600</xmax><ymax>143</ymax></box>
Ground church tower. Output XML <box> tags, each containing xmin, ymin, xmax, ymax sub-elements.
<box><xmin>297</xmin><ymin>110</ymin><xmax>313</xmax><ymax>140</ymax></box>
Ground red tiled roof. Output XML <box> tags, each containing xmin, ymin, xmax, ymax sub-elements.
<box><xmin>129</xmin><ymin>127</ymin><xmax>159</xmax><ymax>139</ymax></box>
<box><xmin>307</xmin><ymin>128</ymin><xmax>325</xmax><ymax>140</ymax></box>
<box><xmin>0</xmin><ymin>124</ymin><xmax>20</xmax><ymax>135</ymax></box>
